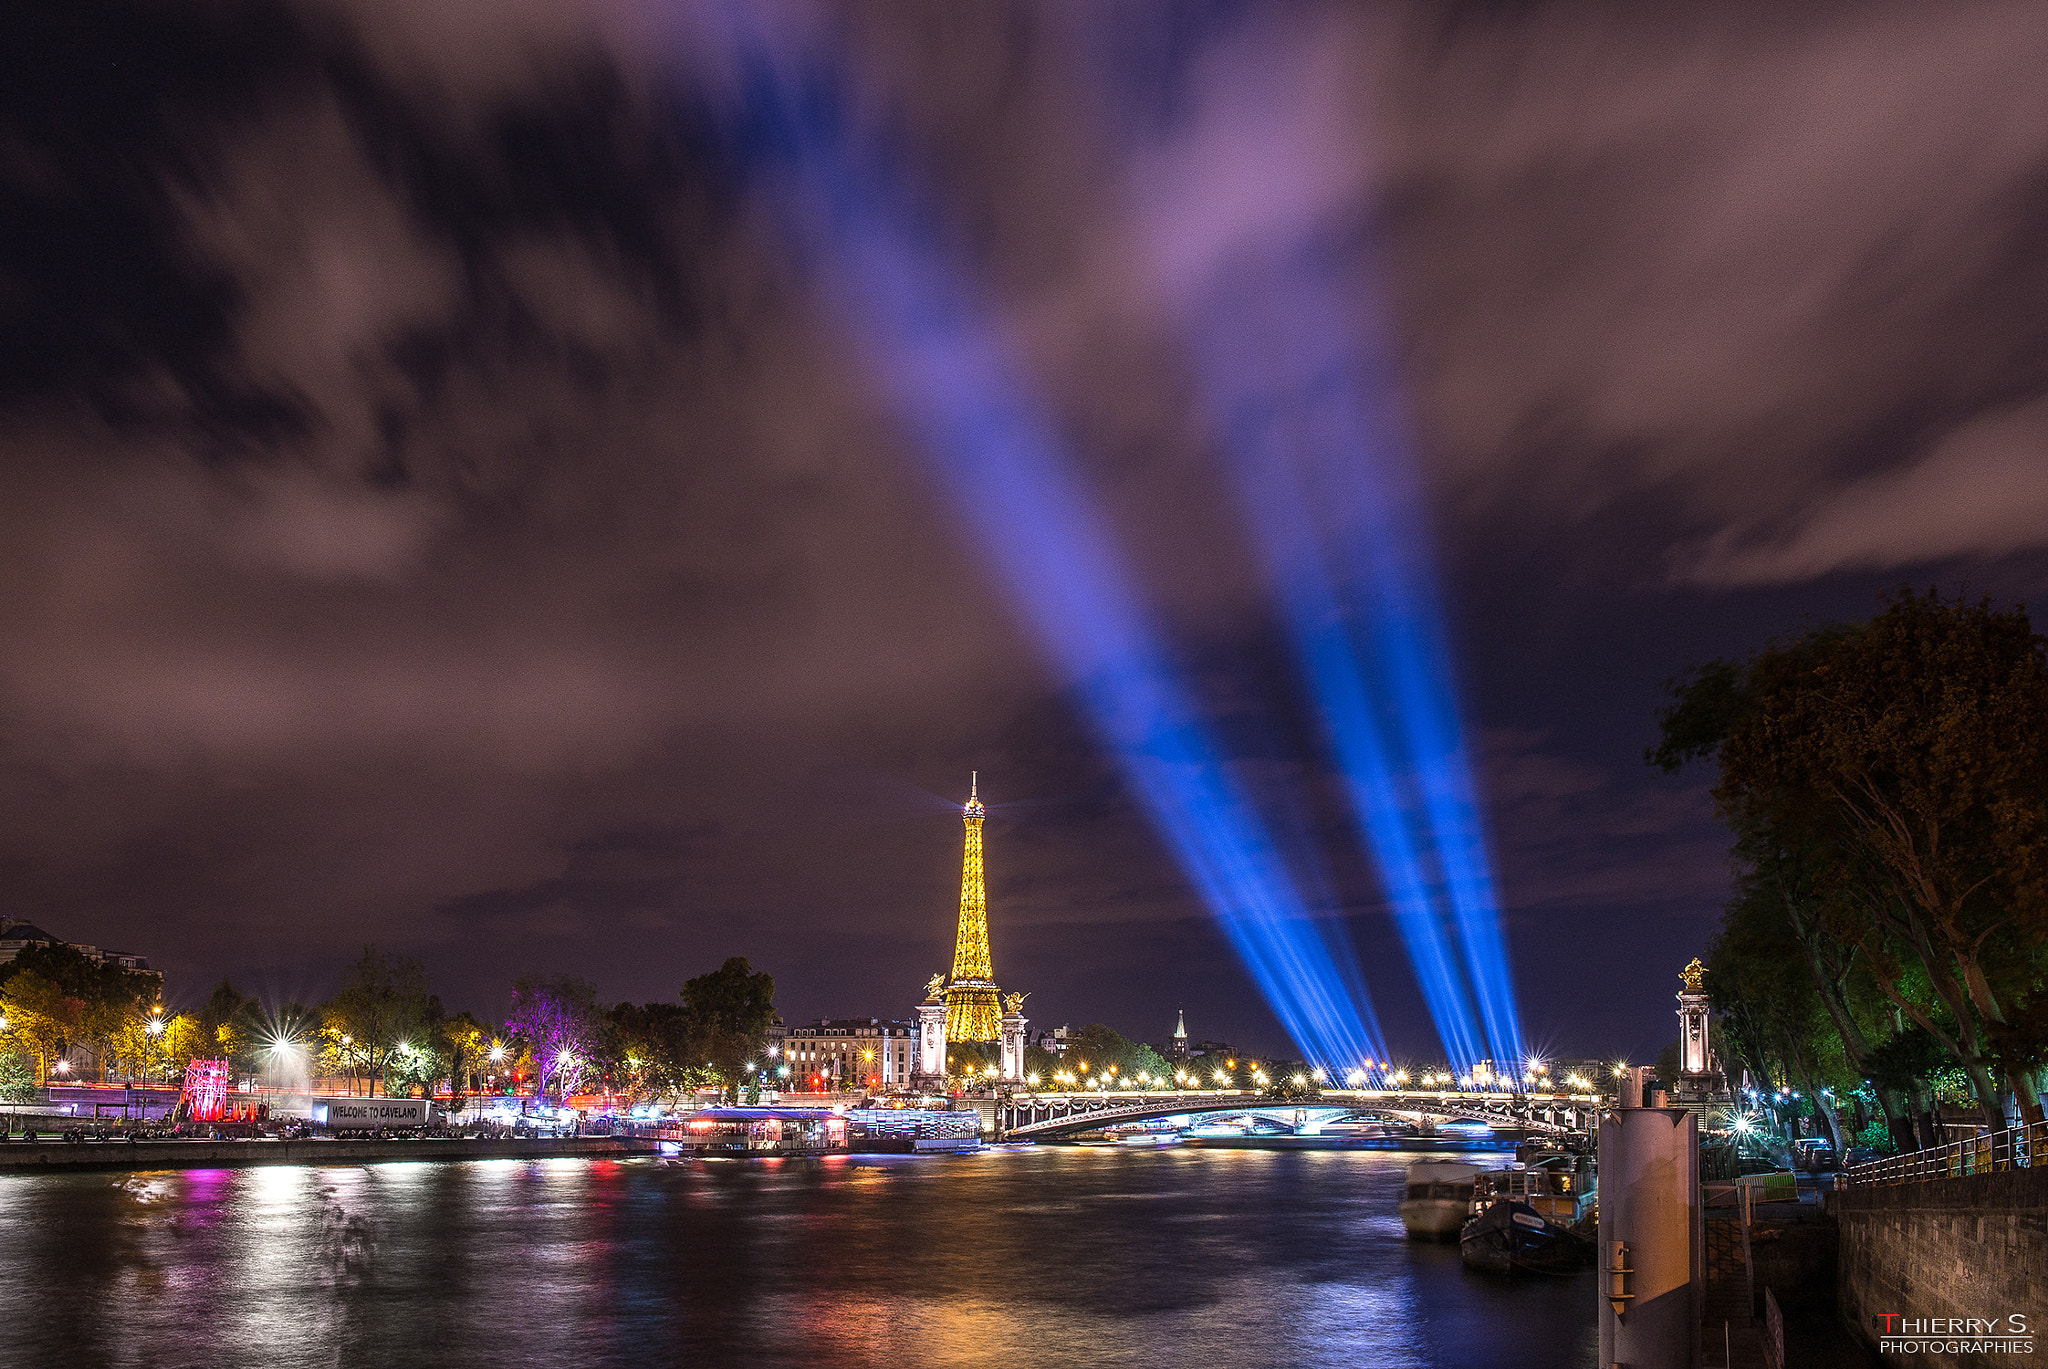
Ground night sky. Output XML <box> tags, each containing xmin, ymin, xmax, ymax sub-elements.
<box><xmin>4</xmin><ymin>1</ymin><xmax>2046</xmax><ymax>1065</ymax></box>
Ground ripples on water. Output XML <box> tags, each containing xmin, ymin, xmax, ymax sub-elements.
<box><xmin>2</xmin><ymin>1148</ymin><xmax>1597</xmax><ymax>1368</ymax></box>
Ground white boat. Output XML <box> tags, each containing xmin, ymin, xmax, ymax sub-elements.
<box><xmin>1399</xmin><ymin>1159</ymin><xmax>1487</xmax><ymax>1239</ymax></box>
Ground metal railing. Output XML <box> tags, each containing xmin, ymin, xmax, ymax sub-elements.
<box><xmin>1844</xmin><ymin>1118</ymin><xmax>2046</xmax><ymax>1187</ymax></box>
<box><xmin>1702</xmin><ymin>1172</ymin><xmax>1805</xmax><ymax>1211</ymax></box>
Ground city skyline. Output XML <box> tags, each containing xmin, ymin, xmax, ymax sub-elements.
<box><xmin>4</xmin><ymin>4</ymin><xmax>2048</xmax><ymax>1066</ymax></box>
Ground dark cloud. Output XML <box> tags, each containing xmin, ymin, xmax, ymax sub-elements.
<box><xmin>1</xmin><ymin>0</ymin><xmax>2044</xmax><ymax>1058</ymax></box>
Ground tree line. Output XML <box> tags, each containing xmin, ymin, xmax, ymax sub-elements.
<box><xmin>0</xmin><ymin>942</ymin><xmax>777</xmax><ymax>1111</ymax></box>
<box><xmin>1652</xmin><ymin>589</ymin><xmax>2048</xmax><ymax>1153</ymax></box>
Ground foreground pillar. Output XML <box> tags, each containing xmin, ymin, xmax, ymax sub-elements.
<box><xmin>1599</xmin><ymin>1108</ymin><xmax>1699</xmax><ymax>1369</ymax></box>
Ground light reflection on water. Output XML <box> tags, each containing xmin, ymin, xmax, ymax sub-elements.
<box><xmin>1</xmin><ymin>1147</ymin><xmax>1596</xmax><ymax>1368</ymax></box>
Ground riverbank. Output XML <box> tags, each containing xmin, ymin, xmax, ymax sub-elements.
<box><xmin>0</xmin><ymin>1135</ymin><xmax>633</xmax><ymax>1172</ymax></box>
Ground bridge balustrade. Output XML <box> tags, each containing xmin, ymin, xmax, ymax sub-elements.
<box><xmin>997</xmin><ymin>1088</ymin><xmax>1599</xmax><ymax>1138</ymax></box>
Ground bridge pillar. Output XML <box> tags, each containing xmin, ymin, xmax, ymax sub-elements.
<box><xmin>914</xmin><ymin>1001</ymin><xmax>947</xmax><ymax>1090</ymax></box>
<box><xmin>999</xmin><ymin>1010</ymin><xmax>1028</xmax><ymax>1082</ymax></box>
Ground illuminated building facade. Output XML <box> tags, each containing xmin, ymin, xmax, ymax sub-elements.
<box><xmin>941</xmin><ymin>775</ymin><xmax>1004</xmax><ymax>1043</ymax></box>
<box><xmin>781</xmin><ymin>1019</ymin><xmax>917</xmax><ymax>1092</ymax></box>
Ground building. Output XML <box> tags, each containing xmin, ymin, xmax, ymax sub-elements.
<box><xmin>1162</xmin><ymin>1009</ymin><xmax>1190</xmax><ymax>1062</ymax></box>
<box><xmin>0</xmin><ymin>916</ymin><xmax>160</xmax><ymax>980</ymax></box>
<box><xmin>1033</xmin><ymin>1025</ymin><xmax>1069</xmax><ymax>1055</ymax></box>
<box><xmin>780</xmin><ymin>1019</ymin><xmax>918</xmax><ymax>1093</ymax></box>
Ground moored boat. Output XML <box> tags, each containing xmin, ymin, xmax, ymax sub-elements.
<box><xmin>1459</xmin><ymin>1198</ymin><xmax>1595</xmax><ymax>1275</ymax></box>
<box><xmin>1399</xmin><ymin>1160</ymin><xmax>1487</xmax><ymax>1239</ymax></box>
<box><xmin>657</xmin><ymin>1107</ymin><xmax>848</xmax><ymax>1158</ymax></box>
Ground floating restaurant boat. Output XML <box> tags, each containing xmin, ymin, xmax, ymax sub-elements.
<box><xmin>658</xmin><ymin>1107</ymin><xmax>848</xmax><ymax>1159</ymax></box>
<box><xmin>845</xmin><ymin>1107</ymin><xmax>981</xmax><ymax>1154</ymax></box>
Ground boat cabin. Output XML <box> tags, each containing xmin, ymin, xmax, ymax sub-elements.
<box><xmin>668</xmin><ymin>1107</ymin><xmax>848</xmax><ymax>1156</ymax></box>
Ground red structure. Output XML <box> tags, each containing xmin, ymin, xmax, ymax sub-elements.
<box><xmin>182</xmin><ymin>1058</ymin><xmax>231</xmax><ymax>1123</ymax></box>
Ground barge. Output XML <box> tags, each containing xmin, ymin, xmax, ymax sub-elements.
<box><xmin>657</xmin><ymin>1107</ymin><xmax>848</xmax><ymax>1158</ymax></box>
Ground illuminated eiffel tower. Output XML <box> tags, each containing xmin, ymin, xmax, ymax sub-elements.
<box><xmin>944</xmin><ymin>773</ymin><xmax>1003</xmax><ymax>1042</ymax></box>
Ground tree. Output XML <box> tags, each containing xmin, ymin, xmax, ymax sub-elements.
<box><xmin>678</xmin><ymin>958</ymin><xmax>776</xmax><ymax>1102</ymax></box>
<box><xmin>1863</xmin><ymin>1025</ymin><xmax>1950</xmax><ymax>1149</ymax></box>
<box><xmin>440</xmin><ymin>1011</ymin><xmax>490</xmax><ymax>1115</ymax></box>
<box><xmin>1022</xmin><ymin>1044</ymin><xmax>1065</xmax><ymax>1086</ymax></box>
<box><xmin>1651</xmin><ymin>633</ymin><xmax>1919</xmax><ymax>1144</ymax></box>
<box><xmin>1652</xmin><ymin>589</ymin><xmax>2048</xmax><ymax>1130</ymax></box>
<box><xmin>0</xmin><ymin>942</ymin><xmax>158</xmax><ymax>1081</ymax></box>
<box><xmin>506</xmin><ymin>976</ymin><xmax>602</xmax><ymax>1101</ymax></box>
<box><xmin>199</xmin><ymin>979</ymin><xmax>267</xmax><ymax>1078</ymax></box>
<box><xmin>0</xmin><ymin>971</ymin><xmax>78</xmax><ymax>1084</ymax></box>
<box><xmin>1706</xmin><ymin>883</ymin><xmax>1857</xmax><ymax>1154</ymax></box>
<box><xmin>1755</xmin><ymin>592</ymin><xmax>2048</xmax><ymax>1122</ymax></box>
<box><xmin>0</xmin><ymin>1047</ymin><xmax>36</xmax><ymax>1103</ymax></box>
<box><xmin>1060</xmin><ymin>1024</ymin><xmax>1173</xmax><ymax>1089</ymax></box>
<box><xmin>946</xmin><ymin>1041</ymin><xmax>1000</xmax><ymax>1081</ymax></box>
<box><xmin>605</xmin><ymin>1001</ymin><xmax>703</xmax><ymax>1102</ymax></box>
<box><xmin>159</xmin><ymin>1015</ymin><xmax>211</xmax><ymax>1077</ymax></box>
<box><xmin>324</xmin><ymin>946</ymin><xmax>432</xmax><ymax>1097</ymax></box>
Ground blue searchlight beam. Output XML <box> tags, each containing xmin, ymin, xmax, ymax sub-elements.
<box><xmin>1180</xmin><ymin>239</ymin><xmax>1524</xmax><ymax>1071</ymax></box>
<box><xmin>721</xmin><ymin>44</ymin><xmax>1384</xmax><ymax>1071</ymax></box>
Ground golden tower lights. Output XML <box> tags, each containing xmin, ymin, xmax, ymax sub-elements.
<box><xmin>943</xmin><ymin>773</ymin><xmax>1004</xmax><ymax>1042</ymax></box>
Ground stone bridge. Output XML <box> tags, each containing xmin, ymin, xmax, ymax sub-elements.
<box><xmin>997</xmin><ymin>1087</ymin><xmax>1598</xmax><ymax>1140</ymax></box>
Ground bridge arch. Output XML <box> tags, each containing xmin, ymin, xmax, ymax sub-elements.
<box><xmin>997</xmin><ymin>1089</ymin><xmax>1596</xmax><ymax>1141</ymax></box>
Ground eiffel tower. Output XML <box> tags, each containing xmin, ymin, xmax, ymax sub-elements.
<box><xmin>944</xmin><ymin>774</ymin><xmax>1003</xmax><ymax>1041</ymax></box>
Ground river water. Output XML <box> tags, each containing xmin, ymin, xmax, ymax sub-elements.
<box><xmin>2</xmin><ymin>1146</ymin><xmax>1599</xmax><ymax>1368</ymax></box>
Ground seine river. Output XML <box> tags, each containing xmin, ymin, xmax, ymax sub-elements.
<box><xmin>2</xmin><ymin>1146</ymin><xmax>1599</xmax><ymax>1368</ymax></box>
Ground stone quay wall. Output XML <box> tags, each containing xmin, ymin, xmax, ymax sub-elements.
<box><xmin>1837</xmin><ymin>1166</ymin><xmax>2048</xmax><ymax>1368</ymax></box>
